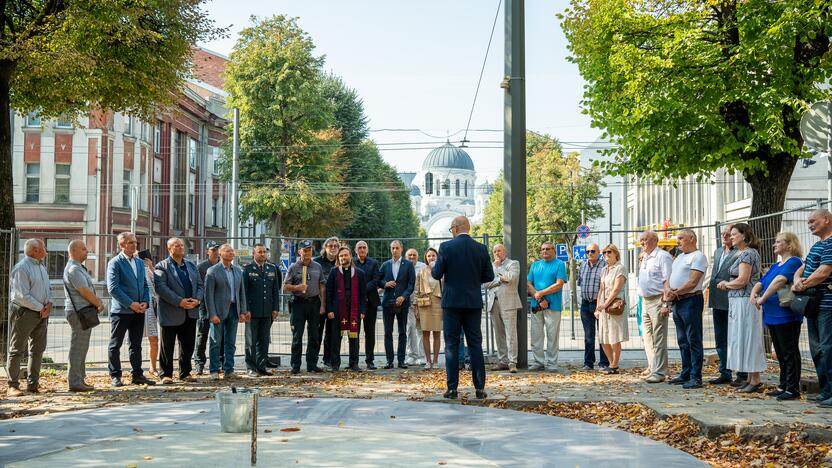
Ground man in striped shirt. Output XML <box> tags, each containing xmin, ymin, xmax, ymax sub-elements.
<box><xmin>793</xmin><ymin>209</ymin><xmax>832</xmax><ymax>408</ymax></box>
<box><xmin>577</xmin><ymin>243</ymin><xmax>609</xmax><ymax>370</ymax></box>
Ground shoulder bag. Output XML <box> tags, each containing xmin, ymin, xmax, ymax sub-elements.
<box><xmin>63</xmin><ymin>278</ymin><xmax>101</xmax><ymax>330</ymax></box>
<box><xmin>606</xmin><ymin>298</ymin><xmax>625</xmax><ymax>315</ymax></box>
<box><xmin>791</xmin><ymin>287</ymin><xmax>822</xmax><ymax>320</ymax></box>
<box><xmin>415</xmin><ymin>271</ymin><xmax>432</xmax><ymax>307</ymax></box>
<box><xmin>776</xmin><ymin>286</ymin><xmax>795</xmax><ymax>308</ymax></box>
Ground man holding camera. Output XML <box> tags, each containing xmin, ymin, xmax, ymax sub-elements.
<box><xmin>526</xmin><ymin>242</ymin><xmax>568</xmax><ymax>372</ymax></box>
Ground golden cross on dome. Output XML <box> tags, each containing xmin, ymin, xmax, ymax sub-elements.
<box><xmin>341</xmin><ymin>319</ymin><xmax>348</xmax><ymax>325</ymax></box>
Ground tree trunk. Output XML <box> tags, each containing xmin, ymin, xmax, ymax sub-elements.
<box><xmin>746</xmin><ymin>151</ymin><xmax>797</xmax><ymax>267</ymax></box>
<box><xmin>0</xmin><ymin>59</ymin><xmax>14</xmax><ymax>363</ymax></box>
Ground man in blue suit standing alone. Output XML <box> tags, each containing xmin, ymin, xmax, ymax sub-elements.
<box><xmin>379</xmin><ymin>240</ymin><xmax>416</xmax><ymax>369</ymax></box>
<box><xmin>432</xmin><ymin>216</ymin><xmax>494</xmax><ymax>399</ymax></box>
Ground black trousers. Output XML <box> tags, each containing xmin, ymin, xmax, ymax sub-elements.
<box><xmin>195</xmin><ymin>316</ymin><xmax>223</xmax><ymax>368</ymax></box>
<box><xmin>290</xmin><ymin>298</ymin><xmax>321</xmax><ymax>371</ymax></box>
<box><xmin>245</xmin><ymin>316</ymin><xmax>273</xmax><ymax>372</ymax></box>
<box><xmin>769</xmin><ymin>321</ymin><xmax>803</xmax><ymax>394</ymax></box>
<box><xmin>159</xmin><ymin>317</ymin><xmax>197</xmax><ymax>379</ymax></box>
<box><xmin>330</xmin><ymin>315</ymin><xmax>361</xmax><ymax>369</ymax></box>
<box><xmin>108</xmin><ymin>313</ymin><xmax>146</xmax><ymax>378</ymax></box>
<box><xmin>363</xmin><ymin>301</ymin><xmax>379</xmax><ymax>364</ymax></box>
<box><xmin>383</xmin><ymin>306</ymin><xmax>407</xmax><ymax>365</ymax></box>
<box><xmin>444</xmin><ymin>307</ymin><xmax>486</xmax><ymax>391</ymax></box>
<box><xmin>317</xmin><ymin>314</ymin><xmax>333</xmax><ymax>365</ymax></box>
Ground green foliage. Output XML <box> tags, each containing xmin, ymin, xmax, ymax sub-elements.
<box><xmin>559</xmin><ymin>0</ymin><xmax>832</xmax><ymax>216</ymax></box>
<box><xmin>473</xmin><ymin>132</ymin><xmax>605</xmax><ymax>263</ymax></box>
<box><xmin>5</xmin><ymin>0</ymin><xmax>221</xmax><ymax>120</ymax></box>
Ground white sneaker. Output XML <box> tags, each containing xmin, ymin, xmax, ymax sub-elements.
<box><xmin>210</xmin><ymin>372</ymin><xmax>219</xmax><ymax>380</ymax></box>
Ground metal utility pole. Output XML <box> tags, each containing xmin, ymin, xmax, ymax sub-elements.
<box><xmin>231</xmin><ymin>108</ymin><xmax>240</xmax><ymax>251</ymax></box>
<box><xmin>503</xmin><ymin>0</ymin><xmax>528</xmax><ymax>368</ymax></box>
<box><xmin>130</xmin><ymin>185</ymin><xmax>139</xmax><ymax>234</ymax></box>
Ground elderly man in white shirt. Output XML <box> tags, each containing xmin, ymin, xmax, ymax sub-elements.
<box><xmin>637</xmin><ymin>230</ymin><xmax>674</xmax><ymax>383</ymax></box>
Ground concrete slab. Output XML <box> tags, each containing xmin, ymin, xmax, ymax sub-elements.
<box><xmin>0</xmin><ymin>398</ymin><xmax>706</xmax><ymax>467</ymax></box>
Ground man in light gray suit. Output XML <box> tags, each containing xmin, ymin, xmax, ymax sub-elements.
<box><xmin>708</xmin><ymin>224</ymin><xmax>745</xmax><ymax>385</ymax></box>
<box><xmin>485</xmin><ymin>244</ymin><xmax>523</xmax><ymax>373</ymax></box>
<box><xmin>154</xmin><ymin>237</ymin><xmax>203</xmax><ymax>384</ymax></box>
<box><xmin>204</xmin><ymin>244</ymin><xmax>249</xmax><ymax>379</ymax></box>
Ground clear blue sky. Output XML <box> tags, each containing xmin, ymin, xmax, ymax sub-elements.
<box><xmin>200</xmin><ymin>0</ymin><xmax>599</xmax><ymax>183</ymax></box>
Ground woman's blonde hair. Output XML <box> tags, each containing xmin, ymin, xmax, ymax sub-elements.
<box><xmin>775</xmin><ymin>232</ymin><xmax>803</xmax><ymax>258</ymax></box>
<box><xmin>602</xmin><ymin>244</ymin><xmax>621</xmax><ymax>263</ymax></box>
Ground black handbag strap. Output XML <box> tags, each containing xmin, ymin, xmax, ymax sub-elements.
<box><xmin>62</xmin><ymin>271</ymin><xmax>95</xmax><ymax>313</ymax></box>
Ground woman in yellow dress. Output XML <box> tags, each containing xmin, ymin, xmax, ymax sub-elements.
<box><xmin>416</xmin><ymin>248</ymin><xmax>443</xmax><ymax>369</ymax></box>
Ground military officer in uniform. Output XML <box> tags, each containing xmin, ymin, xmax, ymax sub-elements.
<box><xmin>243</xmin><ymin>243</ymin><xmax>282</xmax><ymax>376</ymax></box>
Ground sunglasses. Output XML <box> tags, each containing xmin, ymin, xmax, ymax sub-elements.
<box><xmin>586</xmin><ymin>250</ymin><xmax>597</xmax><ymax>253</ymax></box>
<box><xmin>603</xmin><ymin>250</ymin><xmax>613</xmax><ymax>254</ymax></box>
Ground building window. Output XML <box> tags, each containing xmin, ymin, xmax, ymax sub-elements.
<box><xmin>25</xmin><ymin>111</ymin><xmax>41</xmax><ymax>127</ymax></box>
<box><xmin>25</xmin><ymin>164</ymin><xmax>40</xmax><ymax>202</ymax></box>
<box><xmin>124</xmin><ymin>115</ymin><xmax>133</xmax><ymax>135</ymax></box>
<box><xmin>46</xmin><ymin>239</ymin><xmax>69</xmax><ymax>279</ymax></box>
<box><xmin>425</xmin><ymin>172</ymin><xmax>433</xmax><ymax>195</ymax></box>
<box><xmin>152</xmin><ymin>183</ymin><xmax>161</xmax><ymax>217</ymax></box>
<box><xmin>464</xmin><ymin>180</ymin><xmax>468</xmax><ymax>197</ymax></box>
<box><xmin>55</xmin><ymin>114</ymin><xmax>73</xmax><ymax>128</ymax></box>
<box><xmin>123</xmin><ymin>170</ymin><xmax>132</xmax><ymax>208</ymax></box>
<box><xmin>212</xmin><ymin>198</ymin><xmax>218</xmax><ymax>226</ymax></box>
<box><xmin>154</xmin><ymin>122</ymin><xmax>162</xmax><ymax>154</ymax></box>
<box><xmin>188</xmin><ymin>172</ymin><xmax>196</xmax><ymax>226</ymax></box>
<box><xmin>444</xmin><ymin>178</ymin><xmax>450</xmax><ymax>196</ymax></box>
<box><xmin>211</xmin><ymin>147</ymin><xmax>220</xmax><ymax>175</ymax></box>
<box><xmin>188</xmin><ymin>138</ymin><xmax>197</xmax><ymax>169</ymax></box>
<box><xmin>55</xmin><ymin>164</ymin><xmax>71</xmax><ymax>203</ymax></box>
<box><xmin>455</xmin><ymin>179</ymin><xmax>460</xmax><ymax>196</ymax></box>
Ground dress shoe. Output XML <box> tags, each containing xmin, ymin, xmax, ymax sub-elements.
<box><xmin>509</xmin><ymin>364</ymin><xmax>517</xmax><ymax>373</ymax></box>
<box><xmin>492</xmin><ymin>363</ymin><xmax>509</xmax><ymax>371</ymax></box>
<box><xmin>765</xmin><ymin>388</ymin><xmax>785</xmax><ymax>397</ymax></box>
<box><xmin>776</xmin><ymin>391</ymin><xmax>799</xmax><ymax>401</ymax></box>
<box><xmin>132</xmin><ymin>375</ymin><xmax>156</xmax><ymax>386</ymax></box>
<box><xmin>366</xmin><ymin>363</ymin><xmax>377</xmax><ymax>370</ymax></box>
<box><xmin>818</xmin><ymin>397</ymin><xmax>832</xmax><ymax>408</ymax></box>
<box><xmin>69</xmin><ymin>383</ymin><xmax>94</xmax><ymax>392</ymax></box>
<box><xmin>290</xmin><ymin>368</ymin><xmax>300</xmax><ymax>375</ymax></box>
<box><xmin>668</xmin><ymin>376</ymin><xmax>687</xmax><ymax>385</ymax></box>
<box><xmin>111</xmin><ymin>377</ymin><xmax>124</xmax><ymax>388</ymax></box>
<box><xmin>443</xmin><ymin>389</ymin><xmax>458</xmax><ymax>399</ymax></box>
<box><xmin>738</xmin><ymin>382</ymin><xmax>763</xmax><ymax>393</ymax></box>
<box><xmin>6</xmin><ymin>387</ymin><xmax>23</xmax><ymax>397</ymax></box>
<box><xmin>210</xmin><ymin>372</ymin><xmax>220</xmax><ymax>380</ymax></box>
<box><xmin>529</xmin><ymin>364</ymin><xmax>544</xmax><ymax>371</ymax></box>
<box><xmin>308</xmin><ymin>367</ymin><xmax>324</xmax><ymax>373</ymax></box>
<box><xmin>26</xmin><ymin>385</ymin><xmax>40</xmax><ymax>393</ymax></box>
<box><xmin>348</xmin><ymin>365</ymin><xmax>361</xmax><ymax>372</ymax></box>
<box><xmin>328</xmin><ymin>366</ymin><xmax>340</xmax><ymax>372</ymax></box>
<box><xmin>257</xmin><ymin>370</ymin><xmax>274</xmax><ymax>376</ymax></box>
<box><xmin>475</xmin><ymin>389</ymin><xmax>487</xmax><ymax>399</ymax></box>
<box><xmin>729</xmin><ymin>378</ymin><xmax>747</xmax><ymax>388</ymax></box>
<box><xmin>645</xmin><ymin>375</ymin><xmax>665</xmax><ymax>383</ymax></box>
<box><xmin>383</xmin><ymin>363</ymin><xmax>394</xmax><ymax>369</ymax></box>
<box><xmin>247</xmin><ymin>370</ymin><xmax>259</xmax><ymax>377</ymax></box>
<box><xmin>810</xmin><ymin>393</ymin><xmax>831</xmax><ymax>402</ymax></box>
<box><xmin>181</xmin><ymin>375</ymin><xmax>195</xmax><ymax>382</ymax></box>
<box><xmin>161</xmin><ymin>377</ymin><xmax>174</xmax><ymax>385</ymax></box>
<box><xmin>223</xmin><ymin>371</ymin><xmax>236</xmax><ymax>379</ymax></box>
<box><xmin>196</xmin><ymin>364</ymin><xmax>205</xmax><ymax>375</ymax></box>
<box><xmin>398</xmin><ymin>363</ymin><xmax>409</xmax><ymax>369</ymax></box>
<box><xmin>580</xmin><ymin>365</ymin><xmax>593</xmax><ymax>371</ymax></box>
<box><xmin>707</xmin><ymin>375</ymin><xmax>732</xmax><ymax>385</ymax></box>
<box><xmin>682</xmin><ymin>380</ymin><xmax>703</xmax><ymax>389</ymax></box>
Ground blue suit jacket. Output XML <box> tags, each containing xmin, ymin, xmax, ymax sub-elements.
<box><xmin>431</xmin><ymin>234</ymin><xmax>495</xmax><ymax>309</ymax></box>
<box><xmin>378</xmin><ymin>258</ymin><xmax>416</xmax><ymax>309</ymax></box>
<box><xmin>107</xmin><ymin>253</ymin><xmax>150</xmax><ymax>315</ymax></box>
<box><xmin>355</xmin><ymin>256</ymin><xmax>381</xmax><ymax>308</ymax></box>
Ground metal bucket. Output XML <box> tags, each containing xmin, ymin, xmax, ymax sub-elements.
<box><xmin>216</xmin><ymin>389</ymin><xmax>258</xmax><ymax>433</ymax></box>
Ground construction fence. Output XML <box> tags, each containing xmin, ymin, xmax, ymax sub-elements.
<box><xmin>1</xmin><ymin>202</ymin><xmax>828</xmax><ymax>373</ymax></box>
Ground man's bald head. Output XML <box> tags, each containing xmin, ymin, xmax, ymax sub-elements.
<box><xmin>808</xmin><ymin>209</ymin><xmax>832</xmax><ymax>239</ymax></box>
<box><xmin>450</xmin><ymin>216</ymin><xmax>471</xmax><ymax>237</ymax></box>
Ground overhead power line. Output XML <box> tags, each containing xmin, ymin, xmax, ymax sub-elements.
<box><xmin>462</xmin><ymin>0</ymin><xmax>502</xmax><ymax>146</ymax></box>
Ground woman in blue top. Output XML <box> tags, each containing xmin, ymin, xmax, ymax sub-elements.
<box><xmin>750</xmin><ymin>232</ymin><xmax>804</xmax><ymax>401</ymax></box>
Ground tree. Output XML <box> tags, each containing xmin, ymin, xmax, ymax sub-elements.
<box><xmin>224</xmin><ymin>15</ymin><xmax>349</xmax><ymax>244</ymax></box>
<box><xmin>473</xmin><ymin>132</ymin><xmax>605</xmax><ymax>262</ymax></box>
<box><xmin>560</xmin><ymin>0</ymin><xmax>831</xmax><ymax>253</ymax></box>
<box><xmin>0</xmin><ymin>0</ymin><xmax>220</xmax><ymax>362</ymax></box>
<box><xmin>0</xmin><ymin>0</ymin><xmax>220</xmax><ymax>228</ymax></box>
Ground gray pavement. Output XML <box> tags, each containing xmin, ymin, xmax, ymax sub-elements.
<box><xmin>1</xmin><ymin>398</ymin><xmax>706</xmax><ymax>467</ymax></box>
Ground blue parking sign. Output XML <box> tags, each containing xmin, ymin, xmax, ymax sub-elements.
<box><xmin>556</xmin><ymin>244</ymin><xmax>569</xmax><ymax>261</ymax></box>
<box><xmin>573</xmin><ymin>245</ymin><xmax>587</xmax><ymax>261</ymax></box>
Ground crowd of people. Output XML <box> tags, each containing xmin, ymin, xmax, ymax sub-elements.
<box><xmin>4</xmin><ymin>211</ymin><xmax>832</xmax><ymax>408</ymax></box>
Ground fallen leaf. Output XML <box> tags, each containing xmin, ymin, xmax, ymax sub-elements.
<box><xmin>143</xmin><ymin>456</ymin><xmax>153</xmax><ymax>461</ymax></box>
<box><xmin>280</xmin><ymin>427</ymin><xmax>301</xmax><ymax>432</ymax></box>
<box><xmin>264</xmin><ymin>429</ymin><xmax>272</xmax><ymax>433</ymax></box>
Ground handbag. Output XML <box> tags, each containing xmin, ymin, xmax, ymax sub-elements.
<box><xmin>777</xmin><ymin>286</ymin><xmax>795</xmax><ymax>308</ymax></box>
<box><xmin>791</xmin><ymin>287</ymin><xmax>822</xmax><ymax>319</ymax></box>
<box><xmin>606</xmin><ymin>298</ymin><xmax>625</xmax><ymax>316</ymax></box>
<box><xmin>415</xmin><ymin>272</ymin><xmax>431</xmax><ymax>307</ymax></box>
<box><xmin>63</xmin><ymin>279</ymin><xmax>101</xmax><ymax>330</ymax></box>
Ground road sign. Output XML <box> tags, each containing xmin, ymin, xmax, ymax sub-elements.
<box><xmin>279</xmin><ymin>259</ymin><xmax>290</xmax><ymax>273</ymax></box>
<box><xmin>573</xmin><ymin>245</ymin><xmax>587</xmax><ymax>261</ymax></box>
<box><xmin>576</xmin><ymin>224</ymin><xmax>591</xmax><ymax>239</ymax></box>
<box><xmin>556</xmin><ymin>244</ymin><xmax>569</xmax><ymax>261</ymax></box>
<box><xmin>800</xmin><ymin>100</ymin><xmax>832</xmax><ymax>153</ymax></box>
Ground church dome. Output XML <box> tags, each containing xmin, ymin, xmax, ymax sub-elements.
<box><xmin>422</xmin><ymin>143</ymin><xmax>475</xmax><ymax>171</ymax></box>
